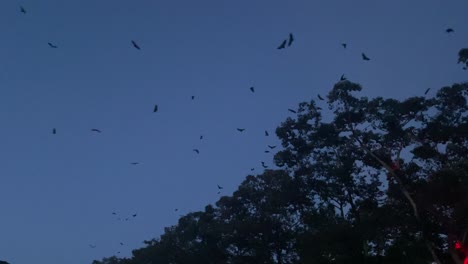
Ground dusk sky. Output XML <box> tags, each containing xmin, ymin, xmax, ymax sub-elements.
<box><xmin>0</xmin><ymin>0</ymin><xmax>467</xmax><ymax>263</ymax></box>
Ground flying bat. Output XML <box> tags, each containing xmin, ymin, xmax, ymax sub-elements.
<box><xmin>130</xmin><ymin>162</ymin><xmax>139</xmax><ymax>165</ymax></box>
<box><xmin>131</xmin><ymin>40</ymin><xmax>141</xmax><ymax>50</ymax></box>
<box><xmin>217</xmin><ymin>185</ymin><xmax>223</xmax><ymax>190</ymax></box>
<box><xmin>89</xmin><ymin>244</ymin><xmax>96</xmax><ymax>248</ymax></box>
<box><xmin>52</xmin><ymin>128</ymin><xmax>57</xmax><ymax>134</ymax></box>
<box><xmin>200</xmin><ymin>135</ymin><xmax>203</xmax><ymax>140</ymax></box>
<box><xmin>250</xmin><ymin>87</ymin><xmax>255</xmax><ymax>93</ymax></box>
<box><xmin>153</xmin><ymin>104</ymin><xmax>158</xmax><ymax>112</ymax></box>
<box><xmin>265</xmin><ymin>150</ymin><xmax>270</xmax><ymax>153</ymax></box>
<box><xmin>362</xmin><ymin>53</ymin><xmax>370</xmax><ymax>61</ymax></box>
<box><xmin>251</xmin><ymin>168</ymin><xmax>255</xmax><ymax>171</ymax></box>
<box><xmin>340</xmin><ymin>74</ymin><xmax>346</xmax><ymax>81</ymax></box>
<box><xmin>132</xmin><ymin>213</ymin><xmax>137</xmax><ymax>217</ymax></box>
<box><xmin>91</xmin><ymin>129</ymin><xmax>101</xmax><ymax>133</ymax></box>
<box><xmin>317</xmin><ymin>94</ymin><xmax>324</xmax><ymax>100</ymax></box>
<box><xmin>193</xmin><ymin>149</ymin><xmax>200</xmax><ymax>154</ymax></box>
<box><xmin>424</xmin><ymin>88</ymin><xmax>431</xmax><ymax>95</ymax></box>
<box><xmin>191</xmin><ymin>96</ymin><xmax>195</xmax><ymax>100</ymax></box>
<box><xmin>288</xmin><ymin>33</ymin><xmax>294</xmax><ymax>46</ymax></box>
<box><xmin>265</xmin><ymin>130</ymin><xmax>269</xmax><ymax>136</ymax></box>
<box><xmin>268</xmin><ymin>145</ymin><xmax>276</xmax><ymax>149</ymax></box>
<box><xmin>446</xmin><ymin>28</ymin><xmax>454</xmax><ymax>33</ymax></box>
<box><xmin>342</xmin><ymin>43</ymin><xmax>347</xmax><ymax>49</ymax></box>
<box><xmin>237</xmin><ymin>128</ymin><xmax>245</xmax><ymax>132</ymax></box>
<box><xmin>288</xmin><ymin>109</ymin><xmax>297</xmax><ymax>113</ymax></box>
<box><xmin>120</xmin><ymin>242</ymin><xmax>124</xmax><ymax>245</ymax></box>
<box><xmin>20</xmin><ymin>6</ymin><xmax>26</xmax><ymax>14</ymax></box>
<box><xmin>48</xmin><ymin>42</ymin><xmax>58</xmax><ymax>48</ymax></box>
<box><xmin>112</xmin><ymin>212</ymin><xmax>116</xmax><ymax>215</ymax></box>
<box><xmin>261</xmin><ymin>162</ymin><xmax>268</xmax><ymax>168</ymax></box>
<box><xmin>277</xmin><ymin>39</ymin><xmax>287</xmax><ymax>49</ymax></box>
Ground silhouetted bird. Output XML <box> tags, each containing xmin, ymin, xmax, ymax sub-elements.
<box><xmin>89</xmin><ymin>244</ymin><xmax>96</xmax><ymax>248</ymax></box>
<box><xmin>265</xmin><ymin>130</ymin><xmax>269</xmax><ymax>136</ymax></box>
<box><xmin>20</xmin><ymin>6</ymin><xmax>26</xmax><ymax>14</ymax></box>
<box><xmin>175</xmin><ymin>208</ymin><xmax>178</xmax><ymax>212</ymax></box>
<box><xmin>191</xmin><ymin>96</ymin><xmax>195</xmax><ymax>100</ymax></box>
<box><xmin>112</xmin><ymin>212</ymin><xmax>116</xmax><ymax>215</ymax></box>
<box><xmin>217</xmin><ymin>191</ymin><xmax>221</xmax><ymax>194</ymax></box>
<box><xmin>288</xmin><ymin>109</ymin><xmax>297</xmax><ymax>113</ymax></box>
<box><xmin>193</xmin><ymin>149</ymin><xmax>200</xmax><ymax>154</ymax></box>
<box><xmin>261</xmin><ymin>162</ymin><xmax>268</xmax><ymax>168</ymax></box>
<box><xmin>265</xmin><ymin>150</ymin><xmax>270</xmax><ymax>153</ymax></box>
<box><xmin>288</xmin><ymin>33</ymin><xmax>294</xmax><ymax>46</ymax></box>
<box><xmin>91</xmin><ymin>129</ymin><xmax>101</xmax><ymax>133</ymax></box>
<box><xmin>250</xmin><ymin>87</ymin><xmax>255</xmax><ymax>93</ymax></box>
<box><xmin>340</xmin><ymin>74</ymin><xmax>346</xmax><ymax>81</ymax></box>
<box><xmin>268</xmin><ymin>145</ymin><xmax>276</xmax><ymax>149</ymax></box>
<box><xmin>362</xmin><ymin>53</ymin><xmax>370</xmax><ymax>61</ymax></box>
<box><xmin>130</xmin><ymin>162</ymin><xmax>139</xmax><ymax>165</ymax></box>
<box><xmin>120</xmin><ymin>242</ymin><xmax>124</xmax><ymax>246</ymax></box>
<box><xmin>237</xmin><ymin>128</ymin><xmax>245</xmax><ymax>132</ymax></box>
<box><xmin>153</xmin><ymin>104</ymin><xmax>158</xmax><ymax>112</ymax></box>
<box><xmin>52</xmin><ymin>128</ymin><xmax>56</xmax><ymax>134</ymax></box>
<box><xmin>217</xmin><ymin>185</ymin><xmax>223</xmax><ymax>190</ymax></box>
<box><xmin>277</xmin><ymin>39</ymin><xmax>287</xmax><ymax>49</ymax></box>
<box><xmin>48</xmin><ymin>42</ymin><xmax>58</xmax><ymax>48</ymax></box>
<box><xmin>424</xmin><ymin>88</ymin><xmax>431</xmax><ymax>95</ymax></box>
<box><xmin>131</xmin><ymin>40</ymin><xmax>141</xmax><ymax>50</ymax></box>
<box><xmin>251</xmin><ymin>168</ymin><xmax>255</xmax><ymax>171</ymax></box>
<box><xmin>446</xmin><ymin>28</ymin><xmax>454</xmax><ymax>33</ymax></box>
<box><xmin>317</xmin><ymin>94</ymin><xmax>324</xmax><ymax>101</ymax></box>
<box><xmin>132</xmin><ymin>213</ymin><xmax>137</xmax><ymax>217</ymax></box>
<box><xmin>200</xmin><ymin>135</ymin><xmax>203</xmax><ymax>140</ymax></box>
<box><xmin>342</xmin><ymin>43</ymin><xmax>347</xmax><ymax>49</ymax></box>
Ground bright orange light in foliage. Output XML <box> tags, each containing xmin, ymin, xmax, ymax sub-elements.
<box><xmin>454</xmin><ymin>240</ymin><xmax>468</xmax><ymax>264</ymax></box>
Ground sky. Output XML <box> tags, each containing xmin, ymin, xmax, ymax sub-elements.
<box><xmin>0</xmin><ymin>0</ymin><xmax>467</xmax><ymax>263</ymax></box>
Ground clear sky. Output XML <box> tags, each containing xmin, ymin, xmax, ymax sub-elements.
<box><xmin>0</xmin><ymin>0</ymin><xmax>467</xmax><ymax>263</ymax></box>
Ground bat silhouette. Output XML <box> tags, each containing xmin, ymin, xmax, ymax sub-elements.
<box><xmin>91</xmin><ymin>129</ymin><xmax>101</xmax><ymax>133</ymax></box>
<box><xmin>446</xmin><ymin>28</ymin><xmax>454</xmax><ymax>33</ymax></box>
<box><xmin>130</xmin><ymin>162</ymin><xmax>139</xmax><ymax>165</ymax></box>
<box><xmin>340</xmin><ymin>74</ymin><xmax>346</xmax><ymax>81</ymax></box>
<box><xmin>288</xmin><ymin>33</ymin><xmax>294</xmax><ymax>46</ymax></box>
<box><xmin>52</xmin><ymin>128</ymin><xmax>56</xmax><ymax>134</ymax></box>
<box><xmin>131</xmin><ymin>40</ymin><xmax>141</xmax><ymax>50</ymax></box>
<box><xmin>250</xmin><ymin>87</ymin><xmax>255</xmax><ymax>93</ymax></box>
<box><xmin>342</xmin><ymin>43</ymin><xmax>347</xmax><ymax>49</ymax></box>
<box><xmin>277</xmin><ymin>40</ymin><xmax>287</xmax><ymax>49</ymax></box>
<box><xmin>153</xmin><ymin>104</ymin><xmax>158</xmax><ymax>112</ymax></box>
<box><xmin>288</xmin><ymin>109</ymin><xmax>297</xmax><ymax>113</ymax></box>
<box><xmin>217</xmin><ymin>185</ymin><xmax>223</xmax><ymax>190</ymax></box>
<box><xmin>362</xmin><ymin>53</ymin><xmax>370</xmax><ymax>61</ymax></box>
<box><xmin>268</xmin><ymin>145</ymin><xmax>276</xmax><ymax>149</ymax></box>
<box><xmin>424</xmin><ymin>88</ymin><xmax>431</xmax><ymax>95</ymax></box>
<box><xmin>265</xmin><ymin>130</ymin><xmax>269</xmax><ymax>136</ymax></box>
<box><xmin>48</xmin><ymin>42</ymin><xmax>58</xmax><ymax>48</ymax></box>
<box><xmin>237</xmin><ymin>128</ymin><xmax>245</xmax><ymax>132</ymax></box>
<box><xmin>193</xmin><ymin>149</ymin><xmax>200</xmax><ymax>154</ymax></box>
<box><xmin>20</xmin><ymin>6</ymin><xmax>26</xmax><ymax>14</ymax></box>
<box><xmin>317</xmin><ymin>94</ymin><xmax>324</xmax><ymax>100</ymax></box>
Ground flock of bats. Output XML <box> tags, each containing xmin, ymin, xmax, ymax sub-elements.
<box><xmin>14</xmin><ymin>3</ymin><xmax>459</xmax><ymax>255</ymax></box>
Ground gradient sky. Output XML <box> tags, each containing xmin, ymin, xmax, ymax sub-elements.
<box><xmin>0</xmin><ymin>0</ymin><xmax>467</xmax><ymax>263</ymax></box>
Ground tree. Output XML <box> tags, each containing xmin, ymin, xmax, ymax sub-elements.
<box><xmin>93</xmin><ymin>68</ymin><xmax>467</xmax><ymax>264</ymax></box>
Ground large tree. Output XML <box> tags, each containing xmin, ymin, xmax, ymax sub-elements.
<box><xmin>93</xmin><ymin>65</ymin><xmax>468</xmax><ymax>264</ymax></box>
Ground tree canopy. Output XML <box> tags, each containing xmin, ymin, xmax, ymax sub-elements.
<box><xmin>93</xmin><ymin>59</ymin><xmax>468</xmax><ymax>264</ymax></box>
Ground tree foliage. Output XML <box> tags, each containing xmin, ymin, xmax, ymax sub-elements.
<box><xmin>93</xmin><ymin>73</ymin><xmax>468</xmax><ymax>263</ymax></box>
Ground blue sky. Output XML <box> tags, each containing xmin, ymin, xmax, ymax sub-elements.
<box><xmin>0</xmin><ymin>0</ymin><xmax>467</xmax><ymax>263</ymax></box>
